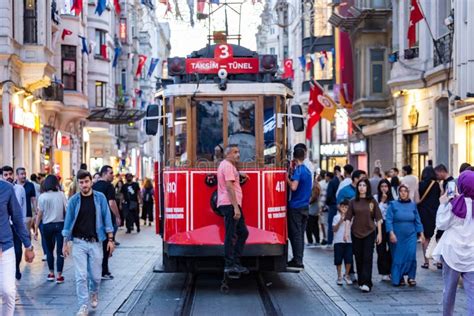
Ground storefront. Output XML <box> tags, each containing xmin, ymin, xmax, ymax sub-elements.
<box><xmin>320</xmin><ymin>143</ymin><xmax>348</xmax><ymax>172</ymax></box>
<box><xmin>319</xmin><ymin>109</ymin><xmax>349</xmax><ymax>172</ymax></box>
<box><xmin>349</xmin><ymin>139</ymin><xmax>368</xmax><ymax>172</ymax></box>
<box><xmin>452</xmin><ymin>104</ymin><xmax>474</xmax><ymax>175</ymax></box>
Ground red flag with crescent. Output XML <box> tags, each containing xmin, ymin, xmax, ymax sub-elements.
<box><xmin>135</xmin><ymin>55</ymin><xmax>148</xmax><ymax>78</ymax></box>
<box><xmin>306</xmin><ymin>81</ymin><xmax>325</xmax><ymax>140</ymax></box>
<box><xmin>282</xmin><ymin>59</ymin><xmax>294</xmax><ymax>79</ymax></box>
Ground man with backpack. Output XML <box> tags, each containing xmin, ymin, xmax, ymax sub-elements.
<box><xmin>121</xmin><ymin>174</ymin><xmax>142</xmax><ymax>234</ymax></box>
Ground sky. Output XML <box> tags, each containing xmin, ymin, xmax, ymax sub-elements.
<box><xmin>155</xmin><ymin>0</ymin><xmax>264</xmax><ymax>56</ymax></box>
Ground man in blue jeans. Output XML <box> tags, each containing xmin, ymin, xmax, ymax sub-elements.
<box><xmin>287</xmin><ymin>147</ymin><xmax>313</xmax><ymax>271</ymax></box>
<box><xmin>62</xmin><ymin>170</ymin><xmax>114</xmax><ymax>316</ymax></box>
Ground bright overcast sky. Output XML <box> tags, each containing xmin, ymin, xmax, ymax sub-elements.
<box><xmin>155</xmin><ymin>0</ymin><xmax>264</xmax><ymax>56</ymax></box>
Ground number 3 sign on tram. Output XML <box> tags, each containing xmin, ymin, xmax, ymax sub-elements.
<box><xmin>185</xmin><ymin>44</ymin><xmax>259</xmax><ymax>74</ymax></box>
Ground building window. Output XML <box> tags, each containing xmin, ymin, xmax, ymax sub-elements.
<box><xmin>94</xmin><ymin>29</ymin><xmax>107</xmax><ymax>56</ymax></box>
<box><xmin>404</xmin><ymin>131</ymin><xmax>429</xmax><ymax>178</ymax></box>
<box><xmin>24</xmin><ymin>0</ymin><xmax>37</xmax><ymax>44</ymax></box>
<box><xmin>370</xmin><ymin>49</ymin><xmax>385</xmax><ymax>94</ymax></box>
<box><xmin>61</xmin><ymin>0</ymin><xmax>76</xmax><ymax>15</ymax></box>
<box><xmin>121</xmin><ymin>69</ymin><xmax>127</xmax><ymax>91</ymax></box>
<box><xmin>283</xmin><ymin>45</ymin><xmax>288</xmax><ymax>58</ymax></box>
<box><xmin>270</xmin><ymin>28</ymin><xmax>275</xmax><ymax>35</ymax></box>
<box><xmin>314</xmin><ymin>50</ymin><xmax>334</xmax><ymax>81</ymax></box>
<box><xmin>313</xmin><ymin>0</ymin><xmax>332</xmax><ymax>36</ymax></box>
<box><xmin>270</xmin><ymin>47</ymin><xmax>276</xmax><ymax>55</ymax></box>
<box><xmin>95</xmin><ymin>82</ymin><xmax>106</xmax><ymax>107</ymax></box>
<box><xmin>62</xmin><ymin>45</ymin><xmax>77</xmax><ymax>90</ymax></box>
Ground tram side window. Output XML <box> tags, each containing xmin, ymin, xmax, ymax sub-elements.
<box><xmin>264</xmin><ymin>96</ymin><xmax>277</xmax><ymax>165</ymax></box>
<box><xmin>196</xmin><ymin>100</ymin><xmax>224</xmax><ymax>165</ymax></box>
<box><xmin>174</xmin><ymin>99</ymin><xmax>188</xmax><ymax>166</ymax></box>
<box><xmin>227</xmin><ymin>101</ymin><xmax>256</xmax><ymax>164</ymax></box>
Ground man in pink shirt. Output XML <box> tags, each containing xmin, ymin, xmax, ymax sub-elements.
<box><xmin>217</xmin><ymin>144</ymin><xmax>249</xmax><ymax>275</ymax></box>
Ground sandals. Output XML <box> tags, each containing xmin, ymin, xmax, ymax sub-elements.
<box><xmin>398</xmin><ymin>279</ymin><xmax>406</xmax><ymax>286</ymax></box>
<box><xmin>408</xmin><ymin>279</ymin><xmax>417</xmax><ymax>286</ymax></box>
<box><xmin>421</xmin><ymin>263</ymin><xmax>429</xmax><ymax>269</ymax></box>
<box><xmin>437</xmin><ymin>263</ymin><xmax>443</xmax><ymax>270</ymax></box>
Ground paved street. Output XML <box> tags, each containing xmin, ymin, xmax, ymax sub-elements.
<box><xmin>13</xmin><ymin>225</ymin><xmax>160</xmax><ymax>316</ymax></box>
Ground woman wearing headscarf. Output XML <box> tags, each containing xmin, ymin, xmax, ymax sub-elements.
<box><xmin>374</xmin><ymin>179</ymin><xmax>394</xmax><ymax>281</ymax></box>
<box><xmin>385</xmin><ymin>184</ymin><xmax>424</xmax><ymax>286</ymax></box>
<box><xmin>417</xmin><ymin>166</ymin><xmax>441</xmax><ymax>269</ymax></box>
<box><xmin>433</xmin><ymin>171</ymin><xmax>474</xmax><ymax>316</ymax></box>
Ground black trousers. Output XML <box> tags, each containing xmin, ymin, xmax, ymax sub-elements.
<box><xmin>376</xmin><ymin>222</ymin><xmax>392</xmax><ymax>276</ymax></box>
<box><xmin>126</xmin><ymin>207</ymin><xmax>140</xmax><ymax>232</ymax></box>
<box><xmin>102</xmin><ymin>239</ymin><xmax>110</xmax><ymax>276</ymax></box>
<box><xmin>288</xmin><ymin>207</ymin><xmax>309</xmax><ymax>265</ymax></box>
<box><xmin>352</xmin><ymin>231</ymin><xmax>376</xmax><ymax>288</ymax></box>
<box><xmin>219</xmin><ymin>205</ymin><xmax>249</xmax><ymax>268</ymax></box>
<box><xmin>306</xmin><ymin>215</ymin><xmax>320</xmax><ymax>244</ymax></box>
<box><xmin>12</xmin><ymin>226</ymin><xmax>22</xmax><ymax>275</ymax></box>
<box><xmin>141</xmin><ymin>202</ymin><xmax>154</xmax><ymax>222</ymax></box>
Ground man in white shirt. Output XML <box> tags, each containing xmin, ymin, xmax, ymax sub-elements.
<box><xmin>336</xmin><ymin>164</ymin><xmax>354</xmax><ymax>197</ymax></box>
<box><xmin>2</xmin><ymin>165</ymin><xmax>27</xmax><ymax>280</ymax></box>
<box><xmin>400</xmin><ymin>165</ymin><xmax>419</xmax><ymax>201</ymax></box>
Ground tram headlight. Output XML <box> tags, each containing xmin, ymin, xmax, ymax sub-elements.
<box><xmin>259</xmin><ymin>55</ymin><xmax>278</xmax><ymax>73</ymax></box>
<box><xmin>218</xmin><ymin>68</ymin><xmax>228</xmax><ymax>80</ymax></box>
<box><xmin>168</xmin><ymin>57</ymin><xmax>186</xmax><ymax>76</ymax></box>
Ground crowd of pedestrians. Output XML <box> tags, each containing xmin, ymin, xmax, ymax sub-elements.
<box><xmin>0</xmin><ymin>163</ymin><xmax>155</xmax><ymax>316</ymax></box>
<box><xmin>292</xmin><ymin>156</ymin><xmax>474</xmax><ymax>314</ymax></box>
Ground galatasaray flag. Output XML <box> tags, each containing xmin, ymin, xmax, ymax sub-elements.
<box><xmin>135</xmin><ymin>55</ymin><xmax>148</xmax><ymax>78</ymax></box>
<box><xmin>306</xmin><ymin>81</ymin><xmax>324</xmax><ymax>140</ymax></box>
<box><xmin>408</xmin><ymin>0</ymin><xmax>424</xmax><ymax>47</ymax></box>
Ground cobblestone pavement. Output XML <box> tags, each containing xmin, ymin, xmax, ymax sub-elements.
<box><xmin>12</xmin><ymin>224</ymin><xmax>160</xmax><ymax>316</ymax></box>
<box><xmin>302</xmin><ymin>242</ymin><xmax>468</xmax><ymax>315</ymax></box>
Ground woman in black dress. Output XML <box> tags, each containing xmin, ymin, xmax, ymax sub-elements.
<box><xmin>141</xmin><ymin>178</ymin><xmax>154</xmax><ymax>226</ymax></box>
<box><xmin>417</xmin><ymin>166</ymin><xmax>441</xmax><ymax>269</ymax></box>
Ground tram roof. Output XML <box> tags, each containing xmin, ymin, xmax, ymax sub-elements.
<box><xmin>155</xmin><ymin>82</ymin><xmax>294</xmax><ymax>98</ymax></box>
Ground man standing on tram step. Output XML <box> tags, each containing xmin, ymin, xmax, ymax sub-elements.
<box><xmin>121</xmin><ymin>173</ymin><xmax>142</xmax><ymax>234</ymax></box>
<box><xmin>92</xmin><ymin>165</ymin><xmax>121</xmax><ymax>280</ymax></box>
<box><xmin>217</xmin><ymin>144</ymin><xmax>250</xmax><ymax>275</ymax></box>
<box><xmin>62</xmin><ymin>170</ymin><xmax>115</xmax><ymax>316</ymax></box>
<box><xmin>0</xmin><ymin>176</ymin><xmax>35</xmax><ymax>316</ymax></box>
<box><xmin>286</xmin><ymin>147</ymin><xmax>313</xmax><ymax>271</ymax></box>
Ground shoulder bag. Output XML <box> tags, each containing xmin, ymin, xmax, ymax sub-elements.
<box><xmin>418</xmin><ymin>180</ymin><xmax>436</xmax><ymax>205</ymax></box>
<box><xmin>425</xmin><ymin>227</ymin><xmax>438</xmax><ymax>259</ymax></box>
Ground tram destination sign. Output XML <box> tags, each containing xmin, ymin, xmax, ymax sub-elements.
<box><xmin>185</xmin><ymin>44</ymin><xmax>259</xmax><ymax>74</ymax></box>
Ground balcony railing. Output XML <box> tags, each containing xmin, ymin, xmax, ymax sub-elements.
<box><xmin>434</xmin><ymin>33</ymin><xmax>453</xmax><ymax>67</ymax></box>
<box><xmin>355</xmin><ymin>0</ymin><xmax>391</xmax><ymax>9</ymax></box>
<box><xmin>43</xmin><ymin>82</ymin><xmax>64</xmax><ymax>102</ymax></box>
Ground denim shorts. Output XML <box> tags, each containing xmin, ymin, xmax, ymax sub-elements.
<box><xmin>334</xmin><ymin>243</ymin><xmax>353</xmax><ymax>265</ymax></box>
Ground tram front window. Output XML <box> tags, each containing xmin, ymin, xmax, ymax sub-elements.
<box><xmin>174</xmin><ymin>99</ymin><xmax>188</xmax><ymax>166</ymax></box>
<box><xmin>196</xmin><ymin>100</ymin><xmax>224</xmax><ymax>164</ymax></box>
<box><xmin>227</xmin><ymin>100</ymin><xmax>256</xmax><ymax>163</ymax></box>
<box><xmin>264</xmin><ymin>96</ymin><xmax>276</xmax><ymax>165</ymax></box>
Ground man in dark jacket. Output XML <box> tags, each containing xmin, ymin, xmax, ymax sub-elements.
<box><xmin>325</xmin><ymin>166</ymin><xmax>340</xmax><ymax>246</ymax></box>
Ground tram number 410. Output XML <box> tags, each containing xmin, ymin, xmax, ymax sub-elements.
<box><xmin>275</xmin><ymin>181</ymin><xmax>286</xmax><ymax>193</ymax></box>
<box><xmin>166</xmin><ymin>182</ymin><xmax>177</xmax><ymax>193</ymax></box>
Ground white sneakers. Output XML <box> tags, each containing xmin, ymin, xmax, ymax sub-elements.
<box><xmin>359</xmin><ymin>285</ymin><xmax>370</xmax><ymax>292</ymax></box>
<box><xmin>90</xmin><ymin>293</ymin><xmax>99</xmax><ymax>309</ymax></box>
<box><xmin>344</xmin><ymin>275</ymin><xmax>353</xmax><ymax>285</ymax></box>
<box><xmin>337</xmin><ymin>277</ymin><xmax>343</xmax><ymax>285</ymax></box>
<box><xmin>76</xmin><ymin>305</ymin><xmax>88</xmax><ymax>316</ymax></box>
<box><xmin>381</xmin><ymin>275</ymin><xmax>391</xmax><ymax>282</ymax></box>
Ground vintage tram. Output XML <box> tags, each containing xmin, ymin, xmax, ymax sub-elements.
<box><xmin>145</xmin><ymin>44</ymin><xmax>305</xmax><ymax>272</ymax></box>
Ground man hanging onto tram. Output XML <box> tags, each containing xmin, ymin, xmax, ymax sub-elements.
<box><xmin>216</xmin><ymin>144</ymin><xmax>250</xmax><ymax>276</ymax></box>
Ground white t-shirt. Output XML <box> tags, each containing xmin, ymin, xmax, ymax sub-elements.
<box><xmin>13</xmin><ymin>184</ymin><xmax>27</xmax><ymax>220</ymax></box>
<box><xmin>333</xmin><ymin>213</ymin><xmax>351</xmax><ymax>244</ymax></box>
<box><xmin>38</xmin><ymin>191</ymin><xmax>67</xmax><ymax>224</ymax></box>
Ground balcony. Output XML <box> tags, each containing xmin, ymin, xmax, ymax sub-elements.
<box><xmin>328</xmin><ymin>1</ymin><xmax>391</xmax><ymax>33</ymax></box>
<box><xmin>302</xmin><ymin>36</ymin><xmax>334</xmax><ymax>55</ymax></box>
<box><xmin>433</xmin><ymin>33</ymin><xmax>453</xmax><ymax>67</ymax></box>
<box><xmin>404</xmin><ymin>47</ymin><xmax>419</xmax><ymax>60</ymax></box>
<box><xmin>302</xmin><ymin>80</ymin><xmax>334</xmax><ymax>92</ymax></box>
<box><xmin>42</xmin><ymin>82</ymin><xmax>64</xmax><ymax>102</ymax></box>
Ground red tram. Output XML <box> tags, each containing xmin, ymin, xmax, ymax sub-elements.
<box><xmin>145</xmin><ymin>44</ymin><xmax>305</xmax><ymax>272</ymax></box>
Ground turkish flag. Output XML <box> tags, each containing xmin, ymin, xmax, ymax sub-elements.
<box><xmin>71</xmin><ymin>0</ymin><xmax>83</xmax><ymax>15</ymax></box>
<box><xmin>135</xmin><ymin>55</ymin><xmax>148</xmax><ymax>78</ymax></box>
<box><xmin>282</xmin><ymin>59</ymin><xmax>294</xmax><ymax>79</ymax></box>
<box><xmin>114</xmin><ymin>0</ymin><xmax>121</xmax><ymax>15</ymax></box>
<box><xmin>61</xmin><ymin>29</ymin><xmax>72</xmax><ymax>40</ymax></box>
<box><xmin>306</xmin><ymin>81</ymin><xmax>325</xmax><ymax>140</ymax></box>
<box><xmin>407</xmin><ymin>0</ymin><xmax>424</xmax><ymax>47</ymax></box>
<box><xmin>100</xmin><ymin>44</ymin><xmax>108</xmax><ymax>59</ymax></box>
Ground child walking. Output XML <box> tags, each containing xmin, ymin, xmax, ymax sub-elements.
<box><xmin>333</xmin><ymin>199</ymin><xmax>353</xmax><ymax>285</ymax></box>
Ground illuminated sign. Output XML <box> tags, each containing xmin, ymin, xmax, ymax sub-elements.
<box><xmin>11</xmin><ymin>105</ymin><xmax>40</xmax><ymax>133</ymax></box>
<box><xmin>119</xmin><ymin>18</ymin><xmax>127</xmax><ymax>43</ymax></box>
<box><xmin>320</xmin><ymin>143</ymin><xmax>348</xmax><ymax>156</ymax></box>
<box><xmin>349</xmin><ymin>140</ymin><xmax>367</xmax><ymax>154</ymax></box>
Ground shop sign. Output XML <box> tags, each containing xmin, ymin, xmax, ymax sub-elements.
<box><xmin>11</xmin><ymin>105</ymin><xmax>40</xmax><ymax>133</ymax></box>
<box><xmin>320</xmin><ymin>143</ymin><xmax>348</xmax><ymax>156</ymax></box>
<box><xmin>350</xmin><ymin>140</ymin><xmax>366</xmax><ymax>155</ymax></box>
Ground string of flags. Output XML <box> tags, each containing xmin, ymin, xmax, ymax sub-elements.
<box><xmin>298</xmin><ymin>50</ymin><xmax>333</xmax><ymax>71</ymax></box>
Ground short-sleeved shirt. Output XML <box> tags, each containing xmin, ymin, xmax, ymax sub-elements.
<box><xmin>13</xmin><ymin>184</ymin><xmax>27</xmax><ymax>220</ymax></box>
<box><xmin>289</xmin><ymin>164</ymin><xmax>312</xmax><ymax>209</ymax></box>
<box><xmin>333</xmin><ymin>213</ymin><xmax>351</xmax><ymax>244</ymax></box>
<box><xmin>121</xmin><ymin>182</ymin><xmax>140</xmax><ymax>202</ymax></box>
<box><xmin>345</xmin><ymin>198</ymin><xmax>383</xmax><ymax>238</ymax></box>
<box><xmin>217</xmin><ymin>159</ymin><xmax>242</xmax><ymax>207</ymax></box>
<box><xmin>93</xmin><ymin>180</ymin><xmax>116</xmax><ymax>221</ymax></box>
<box><xmin>38</xmin><ymin>191</ymin><xmax>67</xmax><ymax>224</ymax></box>
<box><xmin>21</xmin><ymin>181</ymin><xmax>36</xmax><ymax>217</ymax></box>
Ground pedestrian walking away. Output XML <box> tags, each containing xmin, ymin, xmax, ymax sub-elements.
<box><xmin>385</xmin><ymin>184</ymin><xmax>424</xmax><ymax>287</ymax></box>
<box><xmin>216</xmin><ymin>144</ymin><xmax>249</xmax><ymax>275</ymax></box>
<box><xmin>287</xmin><ymin>147</ymin><xmax>312</xmax><ymax>271</ymax></box>
<box><xmin>62</xmin><ymin>170</ymin><xmax>115</xmax><ymax>316</ymax></box>
<box><xmin>2</xmin><ymin>166</ymin><xmax>27</xmax><ymax>280</ymax></box>
<box><xmin>121</xmin><ymin>173</ymin><xmax>142</xmax><ymax>234</ymax></box>
<box><xmin>333</xmin><ymin>199</ymin><xmax>353</xmax><ymax>286</ymax></box>
<box><xmin>417</xmin><ymin>166</ymin><xmax>441</xmax><ymax>269</ymax></box>
<box><xmin>0</xmin><ymin>178</ymin><xmax>35</xmax><ymax>316</ymax></box>
<box><xmin>141</xmin><ymin>178</ymin><xmax>154</xmax><ymax>226</ymax></box>
<box><xmin>306</xmin><ymin>174</ymin><xmax>321</xmax><ymax>246</ymax></box>
<box><xmin>374</xmin><ymin>179</ymin><xmax>394</xmax><ymax>281</ymax></box>
<box><xmin>325</xmin><ymin>167</ymin><xmax>340</xmax><ymax>246</ymax></box>
<box><xmin>34</xmin><ymin>175</ymin><xmax>67</xmax><ymax>284</ymax></box>
<box><xmin>433</xmin><ymin>170</ymin><xmax>474</xmax><ymax>316</ymax></box>
<box><xmin>92</xmin><ymin>165</ymin><xmax>122</xmax><ymax>281</ymax></box>
<box><xmin>318</xmin><ymin>171</ymin><xmax>330</xmax><ymax>245</ymax></box>
<box><xmin>344</xmin><ymin>178</ymin><xmax>383</xmax><ymax>292</ymax></box>
<box><xmin>369</xmin><ymin>167</ymin><xmax>382</xmax><ymax>198</ymax></box>
<box><xmin>401</xmin><ymin>165</ymin><xmax>419</xmax><ymax>202</ymax></box>
<box><xmin>15</xmin><ymin>167</ymin><xmax>37</xmax><ymax>237</ymax></box>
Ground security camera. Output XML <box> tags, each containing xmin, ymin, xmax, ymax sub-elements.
<box><xmin>218</xmin><ymin>68</ymin><xmax>228</xmax><ymax>80</ymax></box>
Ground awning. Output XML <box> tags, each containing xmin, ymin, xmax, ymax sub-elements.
<box><xmin>86</xmin><ymin>107</ymin><xmax>146</xmax><ymax>124</ymax></box>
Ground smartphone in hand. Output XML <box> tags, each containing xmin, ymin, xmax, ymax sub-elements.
<box><xmin>447</xmin><ymin>181</ymin><xmax>456</xmax><ymax>199</ymax></box>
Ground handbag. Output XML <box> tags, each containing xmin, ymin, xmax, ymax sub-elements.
<box><xmin>418</xmin><ymin>180</ymin><xmax>436</xmax><ymax>204</ymax></box>
<box><xmin>425</xmin><ymin>227</ymin><xmax>438</xmax><ymax>259</ymax></box>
